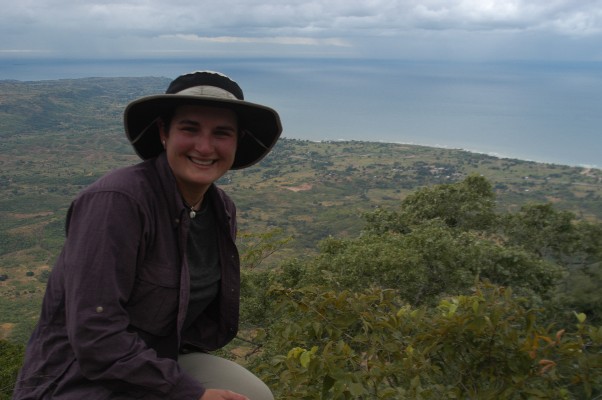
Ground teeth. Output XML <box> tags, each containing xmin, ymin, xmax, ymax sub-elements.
<box><xmin>189</xmin><ymin>157</ymin><xmax>214</xmax><ymax>166</ymax></box>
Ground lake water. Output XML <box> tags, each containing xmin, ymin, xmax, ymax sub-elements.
<box><xmin>1</xmin><ymin>57</ymin><xmax>600</xmax><ymax>168</ymax></box>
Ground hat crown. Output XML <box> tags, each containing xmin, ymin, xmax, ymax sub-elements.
<box><xmin>165</xmin><ymin>71</ymin><xmax>244</xmax><ymax>100</ymax></box>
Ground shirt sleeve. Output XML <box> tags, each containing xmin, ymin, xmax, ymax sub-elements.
<box><xmin>61</xmin><ymin>190</ymin><xmax>205</xmax><ymax>399</ymax></box>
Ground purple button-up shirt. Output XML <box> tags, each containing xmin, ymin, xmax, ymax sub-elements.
<box><xmin>13</xmin><ymin>153</ymin><xmax>240</xmax><ymax>399</ymax></box>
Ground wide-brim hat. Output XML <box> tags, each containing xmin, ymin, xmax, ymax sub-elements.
<box><xmin>124</xmin><ymin>71</ymin><xmax>282</xmax><ymax>170</ymax></box>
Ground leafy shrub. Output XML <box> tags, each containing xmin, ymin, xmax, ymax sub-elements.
<box><xmin>0</xmin><ymin>340</ymin><xmax>24</xmax><ymax>400</ymax></box>
<box><xmin>256</xmin><ymin>283</ymin><xmax>602</xmax><ymax>399</ymax></box>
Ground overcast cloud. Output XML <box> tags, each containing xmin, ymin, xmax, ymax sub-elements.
<box><xmin>1</xmin><ymin>0</ymin><xmax>602</xmax><ymax>60</ymax></box>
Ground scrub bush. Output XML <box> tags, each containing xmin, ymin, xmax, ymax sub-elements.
<box><xmin>257</xmin><ymin>283</ymin><xmax>602</xmax><ymax>399</ymax></box>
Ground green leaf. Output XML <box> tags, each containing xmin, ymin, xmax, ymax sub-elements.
<box><xmin>348</xmin><ymin>382</ymin><xmax>367</xmax><ymax>396</ymax></box>
<box><xmin>287</xmin><ymin>347</ymin><xmax>304</xmax><ymax>359</ymax></box>
<box><xmin>322</xmin><ymin>375</ymin><xmax>335</xmax><ymax>396</ymax></box>
<box><xmin>300</xmin><ymin>349</ymin><xmax>312</xmax><ymax>368</ymax></box>
<box><xmin>472</xmin><ymin>300</ymin><xmax>479</xmax><ymax>314</ymax></box>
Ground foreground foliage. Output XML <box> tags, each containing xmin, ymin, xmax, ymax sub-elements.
<box><xmin>257</xmin><ymin>284</ymin><xmax>601</xmax><ymax>399</ymax></box>
<box><xmin>0</xmin><ymin>340</ymin><xmax>24</xmax><ymax>400</ymax></box>
<box><xmin>241</xmin><ymin>176</ymin><xmax>602</xmax><ymax>398</ymax></box>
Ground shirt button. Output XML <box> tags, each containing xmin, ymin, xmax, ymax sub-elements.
<box><xmin>96</xmin><ymin>306</ymin><xmax>104</xmax><ymax>313</ymax></box>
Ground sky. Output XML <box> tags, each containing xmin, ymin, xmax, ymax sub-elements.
<box><xmin>1</xmin><ymin>0</ymin><xmax>602</xmax><ymax>61</ymax></box>
<box><xmin>1</xmin><ymin>0</ymin><xmax>602</xmax><ymax>167</ymax></box>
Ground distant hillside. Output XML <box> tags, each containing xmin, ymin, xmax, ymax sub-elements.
<box><xmin>1</xmin><ymin>77</ymin><xmax>601</xmax><ymax>342</ymax></box>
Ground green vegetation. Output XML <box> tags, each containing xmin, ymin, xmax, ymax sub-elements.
<box><xmin>1</xmin><ymin>78</ymin><xmax>601</xmax><ymax>398</ymax></box>
<box><xmin>0</xmin><ymin>340</ymin><xmax>24</xmax><ymax>400</ymax></box>
<box><xmin>260</xmin><ymin>286</ymin><xmax>601</xmax><ymax>399</ymax></box>
<box><xmin>238</xmin><ymin>176</ymin><xmax>602</xmax><ymax>398</ymax></box>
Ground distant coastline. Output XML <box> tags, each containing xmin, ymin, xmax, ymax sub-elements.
<box><xmin>1</xmin><ymin>58</ymin><xmax>600</xmax><ymax>168</ymax></box>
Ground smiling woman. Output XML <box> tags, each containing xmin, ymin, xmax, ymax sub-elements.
<box><xmin>12</xmin><ymin>71</ymin><xmax>283</xmax><ymax>400</ymax></box>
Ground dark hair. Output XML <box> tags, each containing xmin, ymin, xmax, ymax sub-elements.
<box><xmin>158</xmin><ymin>108</ymin><xmax>176</xmax><ymax>136</ymax></box>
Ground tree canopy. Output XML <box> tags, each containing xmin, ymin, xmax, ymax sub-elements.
<box><xmin>238</xmin><ymin>175</ymin><xmax>602</xmax><ymax>399</ymax></box>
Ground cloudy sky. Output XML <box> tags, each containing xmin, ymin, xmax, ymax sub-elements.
<box><xmin>1</xmin><ymin>0</ymin><xmax>602</xmax><ymax>61</ymax></box>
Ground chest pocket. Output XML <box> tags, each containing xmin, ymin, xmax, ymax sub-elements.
<box><xmin>126</xmin><ymin>262</ymin><xmax>180</xmax><ymax>337</ymax></box>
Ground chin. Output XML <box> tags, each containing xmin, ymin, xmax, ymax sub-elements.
<box><xmin>191</xmin><ymin>173</ymin><xmax>222</xmax><ymax>185</ymax></box>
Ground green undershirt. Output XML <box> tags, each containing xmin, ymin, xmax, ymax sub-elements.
<box><xmin>182</xmin><ymin>198</ymin><xmax>221</xmax><ymax>331</ymax></box>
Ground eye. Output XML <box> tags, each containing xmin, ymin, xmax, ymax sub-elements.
<box><xmin>214</xmin><ymin>128</ymin><xmax>236</xmax><ymax>138</ymax></box>
<box><xmin>177</xmin><ymin>124</ymin><xmax>198</xmax><ymax>134</ymax></box>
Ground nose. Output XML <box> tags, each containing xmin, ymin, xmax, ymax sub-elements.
<box><xmin>193</xmin><ymin>132</ymin><xmax>214</xmax><ymax>154</ymax></box>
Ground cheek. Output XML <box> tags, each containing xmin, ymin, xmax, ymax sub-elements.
<box><xmin>168</xmin><ymin>135</ymin><xmax>194</xmax><ymax>153</ymax></box>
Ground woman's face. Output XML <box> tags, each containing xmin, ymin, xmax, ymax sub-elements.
<box><xmin>159</xmin><ymin>104</ymin><xmax>238</xmax><ymax>201</ymax></box>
